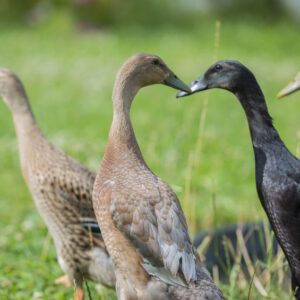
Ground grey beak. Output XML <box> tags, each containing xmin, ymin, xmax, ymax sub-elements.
<box><xmin>163</xmin><ymin>71</ymin><xmax>192</xmax><ymax>93</ymax></box>
<box><xmin>176</xmin><ymin>75</ymin><xmax>208</xmax><ymax>98</ymax></box>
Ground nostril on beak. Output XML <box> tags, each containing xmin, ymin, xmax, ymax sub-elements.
<box><xmin>193</xmin><ymin>80</ymin><xmax>198</xmax><ymax>84</ymax></box>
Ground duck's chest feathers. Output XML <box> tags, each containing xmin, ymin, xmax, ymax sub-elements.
<box><xmin>254</xmin><ymin>146</ymin><xmax>292</xmax><ymax>207</ymax></box>
<box><xmin>254</xmin><ymin>147</ymin><xmax>290</xmax><ymax>226</ymax></box>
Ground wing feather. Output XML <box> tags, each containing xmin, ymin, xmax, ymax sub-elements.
<box><xmin>109</xmin><ymin>174</ymin><xmax>197</xmax><ymax>284</ymax></box>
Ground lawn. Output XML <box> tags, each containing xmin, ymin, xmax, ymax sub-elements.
<box><xmin>0</xmin><ymin>11</ymin><xmax>299</xmax><ymax>299</ymax></box>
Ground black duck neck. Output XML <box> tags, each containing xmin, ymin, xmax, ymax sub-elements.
<box><xmin>235</xmin><ymin>80</ymin><xmax>281</xmax><ymax>149</ymax></box>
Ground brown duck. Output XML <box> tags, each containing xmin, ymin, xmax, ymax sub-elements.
<box><xmin>93</xmin><ymin>53</ymin><xmax>225</xmax><ymax>299</ymax></box>
<box><xmin>0</xmin><ymin>68</ymin><xmax>115</xmax><ymax>300</ymax></box>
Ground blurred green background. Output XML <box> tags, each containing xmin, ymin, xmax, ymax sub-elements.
<box><xmin>0</xmin><ymin>0</ymin><xmax>299</xmax><ymax>299</ymax></box>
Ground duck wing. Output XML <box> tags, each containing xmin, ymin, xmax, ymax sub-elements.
<box><xmin>35</xmin><ymin>165</ymin><xmax>105</xmax><ymax>247</ymax></box>
<box><xmin>106</xmin><ymin>174</ymin><xmax>196</xmax><ymax>285</ymax></box>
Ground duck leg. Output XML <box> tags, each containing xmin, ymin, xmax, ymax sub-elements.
<box><xmin>55</xmin><ymin>274</ymin><xmax>72</xmax><ymax>287</ymax></box>
<box><xmin>75</xmin><ymin>288</ymin><xmax>84</xmax><ymax>300</ymax></box>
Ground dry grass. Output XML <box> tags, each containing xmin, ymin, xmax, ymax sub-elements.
<box><xmin>197</xmin><ymin>222</ymin><xmax>292</xmax><ymax>299</ymax></box>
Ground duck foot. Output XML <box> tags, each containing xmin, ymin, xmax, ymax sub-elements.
<box><xmin>54</xmin><ymin>274</ymin><xmax>72</xmax><ymax>288</ymax></box>
<box><xmin>75</xmin><ymin>288</ymin><xmax>84</xmax><ymax>300</ymax></box>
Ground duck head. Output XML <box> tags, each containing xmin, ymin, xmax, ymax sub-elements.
<box><xmin>0</xmin><ymin>68</ymin><xmax>28</xmax><ymax>113</ymax></box>
<box><xmin>176</xmin><ymin>60</ymin><xmax>255</xmax><ymax>98</ymax></box>
<box><xmin>113</xmin><ymin>53</ymin><xmax>191</xmax><ymax>99</ymax></box>
<box><xmin>277</xmin><ymin>72</ymin><xmax>300</xmax><ymax>99</ymax></box>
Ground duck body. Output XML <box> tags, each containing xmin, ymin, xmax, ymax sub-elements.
<box><xmin>237</xmin><ymin>84</ymin><xmax>300</xmax><ymax>296</ymax></box>
<box><xmin>95</xmin><ymin>130</ymin><xmax>222</xmax><ymax>300</ymax></box>
<box><xmin>20</xmin><ymin>127</ymin><xmax>115</xmax><ymax>289</ymax></box>
<box><xmin>177</xmin><ymin>60</ymin><xmax>300</xmax><ymax>298</ymax></box>
<box><xmin>252</xmin><ymin>125</ymin><xmax>300</xmax><ymax>296</ymax></box>
<box><xmin>0</xmin><ymin>68</ymin><xmax>115</xmax><ymax>299</ymax></box>
<box><xmin>93</xmin><ymin>53</ymin><xmax>224</xmax><ymax>299</ymax></box>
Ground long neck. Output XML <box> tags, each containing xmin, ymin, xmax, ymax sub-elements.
<box><xmin>105</xmin><ymin>75</ymin><xmax>145</xmax><ymax>165</ymax></box>
<box><xmin>235</xmin><ymin>82</ymin><xmax>281</xmax><ymax>148</ymax></box>
<box><xmin>7</xmin><ymin>92</ymin><xmax>43</xmax><ymax>145</ymax></box>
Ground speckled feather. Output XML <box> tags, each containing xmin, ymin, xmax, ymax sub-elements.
<box><xmin>0</xmin><ymin>68</ymin><xmax>115</xmax><ymax>294</ymax></box>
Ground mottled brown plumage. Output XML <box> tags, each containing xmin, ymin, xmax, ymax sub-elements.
<box><xmin>93</xmin><ymin>53</ymin><xmax>224</xmax><ymax>299</ymax></box>
<box><xmin>0</xmin><ymin>68</ymin><xmax>115</xmax><ymax>299</ymax></box>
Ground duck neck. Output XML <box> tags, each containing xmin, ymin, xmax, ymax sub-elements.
<box><xmin>7</xmin><ymin>93</ymin><xmax>42</xmax><ymax>144</ymax></box>
<box><xmin>107</xmin><ymin>76</ymin><xmax>145</xmax><ymax>164</ymax></box>
<box><xmin>235</xmin><ymin>82</ymin><xmax>280</xmax><ymax>148</ymax></box>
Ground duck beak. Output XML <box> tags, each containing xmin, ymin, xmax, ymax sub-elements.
<box><xmin>176</xmin><ymin>74</ymin><xmax>208</xmax><ymax>98</ymax></box>
<box><xmin>277</xmin><ymin>73</ymin><xmax>300</xmax><ymax>99</ymax></box>
<box><xmin>163</xmin><ymin>71</ymin><xmax>192</xmax><ymax>93</ymax></box>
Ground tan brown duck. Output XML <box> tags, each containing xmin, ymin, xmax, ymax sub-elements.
<box><xmin>93</xmin><ymin>53</ymin><xmax>225</xmax><ymax>299</ymax></box>
<box><xmin>0</xmin><ymin>68</ymin><xmax>115</xmax><ymax>300</ymax></box>
<box><xmin>277</xmin><ymin>72</ymin><xmax>300</xmax><ymax>98</ymax></box>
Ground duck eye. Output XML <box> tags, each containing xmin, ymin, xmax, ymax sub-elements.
<box><xmin>152</xmin><ymin>59</ymin><xmax>160</xmax><ymax>65</ymax></box>
<box><xmin>215</xmin><ymin>64</ymin><xmax>222</xmax><ymax>71</ymax></box>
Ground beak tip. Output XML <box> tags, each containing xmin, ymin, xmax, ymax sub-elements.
<box><xmin>277</xmin><ymin>90</ymin><xmax>287</xmax><ymax>99</ymax></box>
<box><xmin>176</xmin><ymin>91</ymin><xmax>188</xmax><ymax>98</ymax></box>
<box><xmin>276</xmin><ymin>77</ymin><xmax>300</xmax><ymax>99</ymax></box>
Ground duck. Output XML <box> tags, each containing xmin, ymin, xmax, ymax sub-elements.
<box><xmin>277</xmin><ymin>72</ymin><xmax>300</xmax><ymax>98</ymax></box>
<box><xmin>92</xmin><ymin>53</ymin><xmax>225</xmax><ymax>299</ymax></box>
<box><xmin>177</xmin><ymin>60</ymin><xmax>300</xmax><ymax>299</ymax></box>
<box><xmin>0</xmin><ymin>68</ymin><xmax>115</xmax><ymax>300</ymax></box>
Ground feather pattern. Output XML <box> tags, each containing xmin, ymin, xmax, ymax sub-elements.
<box><xmin>0</xmin><ymin>68</ymin><xmax>115</xmax><ymax>296</ymax></box>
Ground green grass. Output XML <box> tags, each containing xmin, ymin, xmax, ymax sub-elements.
<box><xmin>0</xmin><ymin>11</ymin><xmax>299</xmax><ymax>299</ymax></box>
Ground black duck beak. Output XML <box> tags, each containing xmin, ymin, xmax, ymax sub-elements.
<box><xmin>277</xmin><ymin>73</ymin><xmax>300</xmax><ymax>99</ymax></box>
<box><xmin>176</xmin><ymin>75</ymin><xmax>208</xmax><ymax>98</ymax></box>
<box><xmin>163</xmin><ymin>71</ymin><xmax>192</xmax><ymax>93</ymax></box>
